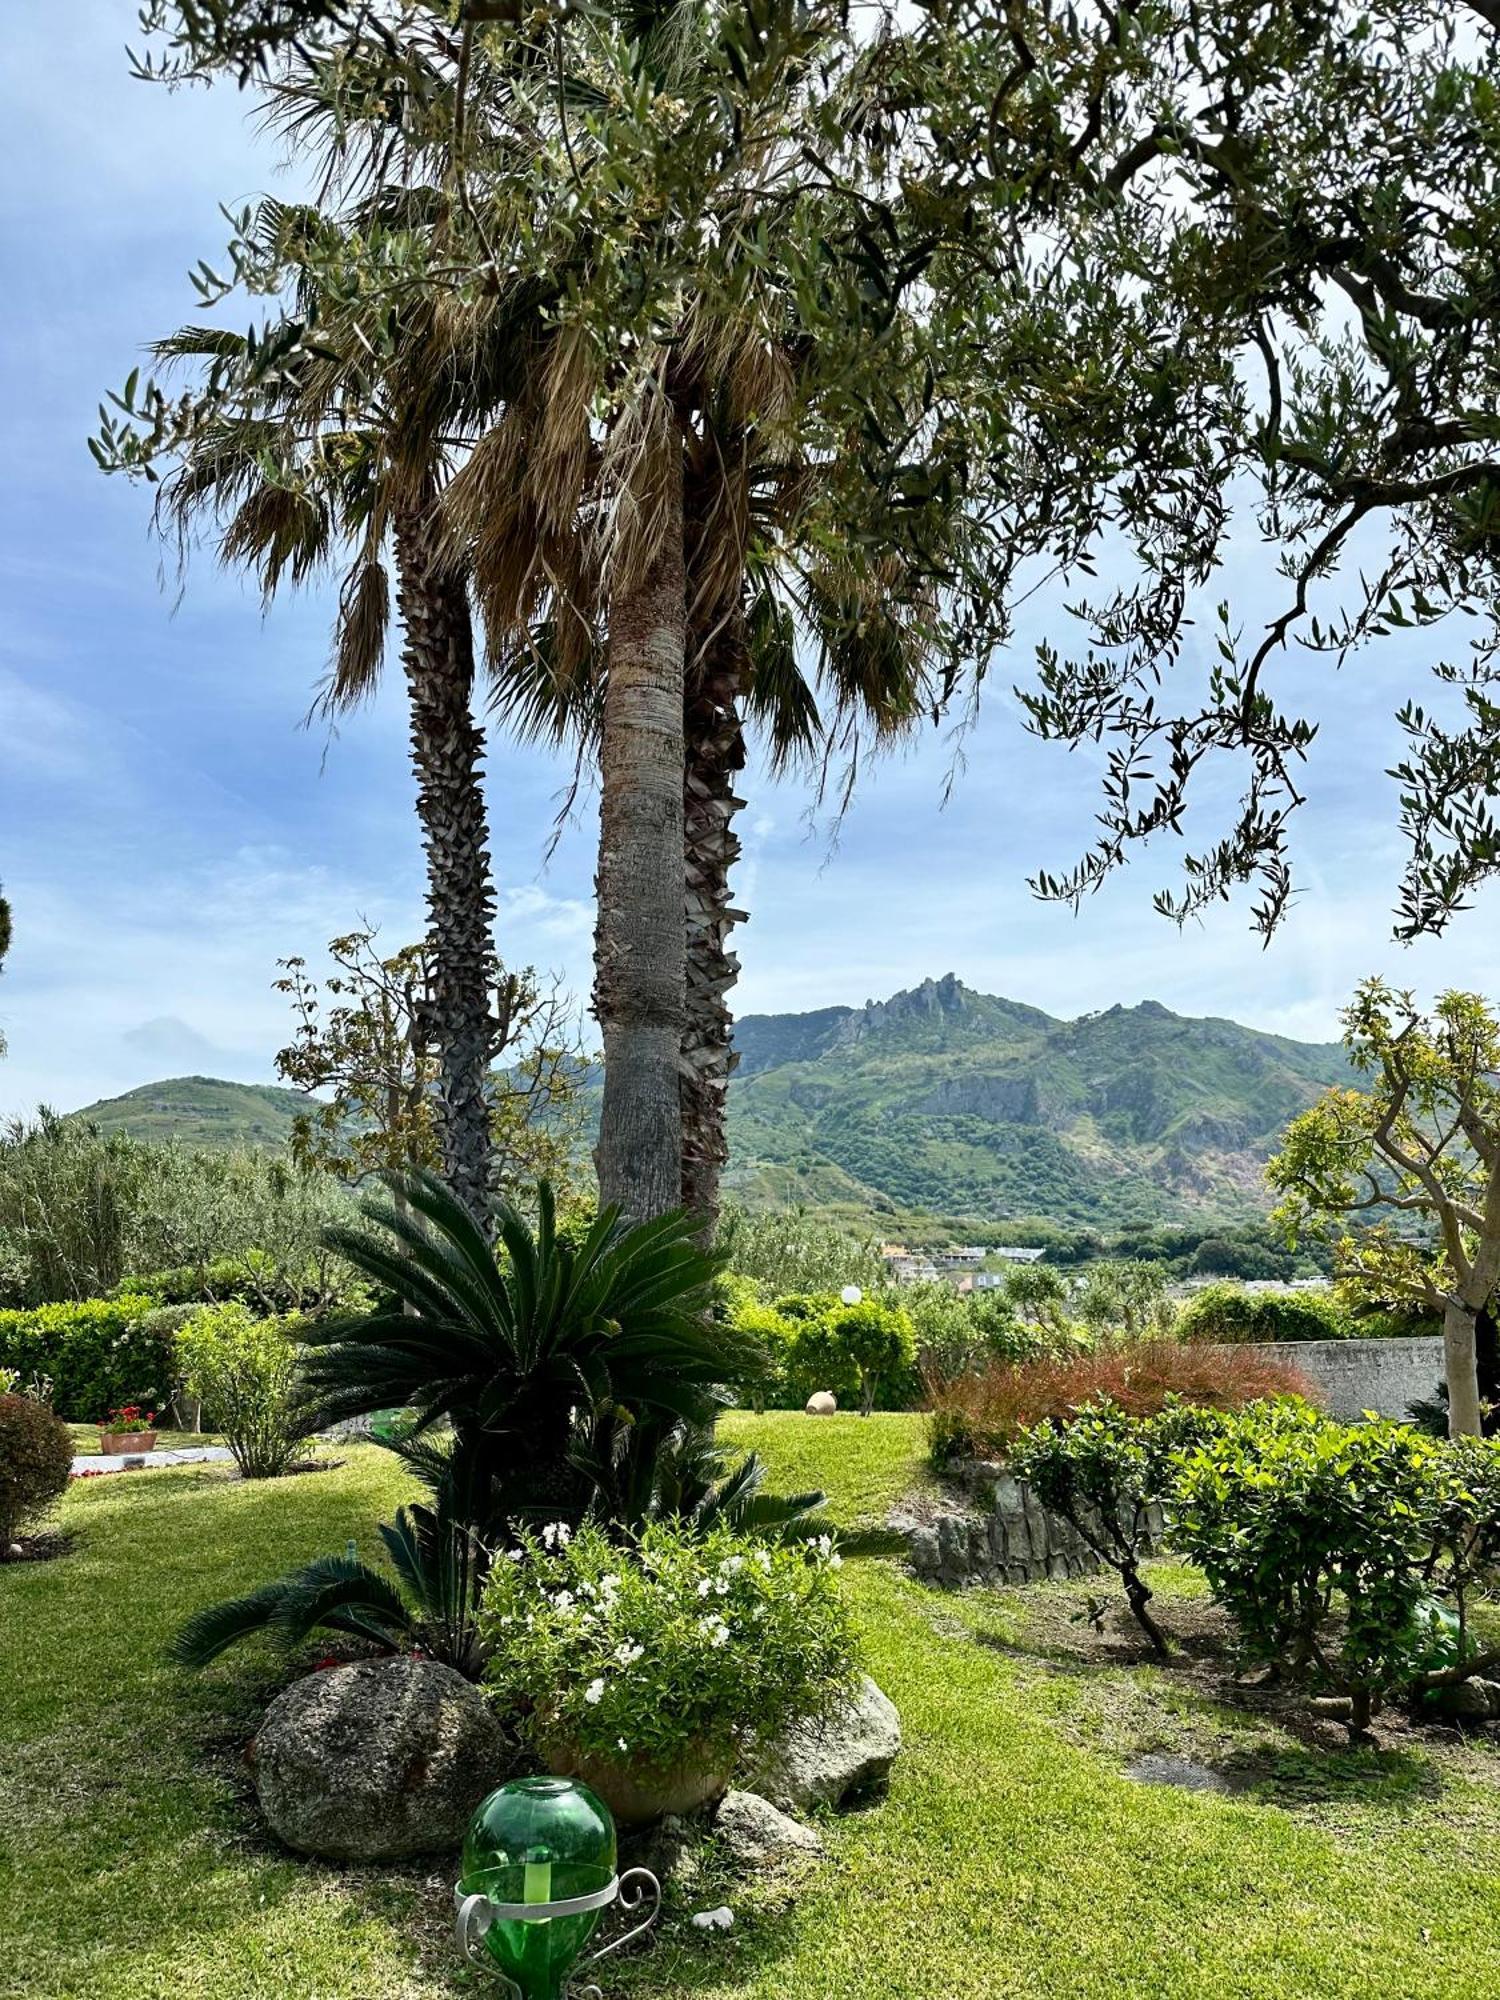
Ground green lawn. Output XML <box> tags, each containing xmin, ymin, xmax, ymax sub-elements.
<box><xmin>5</xmin><ymin>1416</ymin><xmax>1500</xmax><ymax>1997</ymax></box>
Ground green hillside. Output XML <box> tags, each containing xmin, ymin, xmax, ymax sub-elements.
<box><xmin>70</xmin><ymin>1076</ymin><xmax>311</xmax><ymax>1149</ymax></box>
<box><xmin>70</xmin><ymin>977</ymin><xmax>1350</xmax><ymax>1228</ymax></box>
<box><xmin>725</xmin><ymin>974</ymin><xmax>1350</xmax><ymax>1229</ymax></box>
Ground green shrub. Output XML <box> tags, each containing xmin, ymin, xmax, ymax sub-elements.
<box><xmin>822</xmin><ymin>1298</ymin><xmax>916</xmax><ymax>1416</ymax></box>
<box><xmin>1171</xmin><ymin>1406</ymin><xmax>1455</xmax><ymax>1736</ymax></box>
<box><xmin>176</xmin><ymin>1303</ymin><xmax>315</xmax><ymax>1478</ymax></box>
<box><xmin>1011</xmin><ymin>1400</ymin><xmax>1226</xmax><ymax>1654</ymax></box>
<box><xmin>904</xmin><ymin>1283</ymin><xmax>1040</xmax><ymax>1382</ymax></box>
<box><xmin>0</xmin><ymin>1296</ymin><xmax>175</xmax><ymax>1421</ymax></box>
<box><xmin>724</xmin><ymin>1295</ymin><xmax>800</xmax><ymax>1410</ymax></box>
<box><xmin>0</xmin><ymin>1392</ymin><xmax>74</xmax><ymax>1546</ymax></box>
<box><xmin>480</xmin><ymin>1519</ymin><xmax>858</xmax><ymax>1773</ymax></box>
<box><xmin>1176</xmin><ymin>1283</ymin><xmax>1350</xmax><ymax>1344</ymax></box>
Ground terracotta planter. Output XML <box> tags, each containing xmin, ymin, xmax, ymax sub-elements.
<box><xmin>100</xmin><ymin>1431</ymin><xmax>158</xmax><ymax>1456</ymax></box>
<box><xmin>541</xmin><ymin>1735</ymin><xmax>733</xmax><ymax>1827</ymax></box>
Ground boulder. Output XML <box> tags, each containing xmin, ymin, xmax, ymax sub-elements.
<box><xmin>714</xmin><ymin>1790</ymin><xmax>823</xmax><ymax>1869</ymax></box>
<box><xmin>750</xmin><ymin>1675</ymin><xmax>901</xmax><ymax>1812</ymax></box>
<box><xmin>1424</xmin><ymin>1677</ymin><xmax>1500</xmax><ymax>1721</ymax></box>
<box><xmin>804</xmin><ymin>1392</ymin><xmax>838</xmax><ymax>1416</ymax></box>
<box><xmin>250</xmin><ymin>1657</ymin><xmax>513</xmax><ymax>1860</ymax></box>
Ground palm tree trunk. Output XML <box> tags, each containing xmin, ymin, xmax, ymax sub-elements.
<box><xmin>681</xmin><ymin>645</ymin><xmax>748</xmax><ymax>1226</ymax></box>
<box><xmin>594</xmin><ymin>451</ymin><xmax>688</xmax><ymax>1222</ymax></box>
<box><xmin>393</xmin><ymin>504</ymin><xmax>497</xmax><ymax>1224</ymax></box>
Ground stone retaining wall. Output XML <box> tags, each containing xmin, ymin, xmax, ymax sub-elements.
<box><xmin>905</xmin><ymin>1461</ymin><xmax>1165</xmax><ymax>1589</ymax></box>
<box><xmin>1245</xmin><ymin>1334</ymin><xmax>1446</xmax><ymax>1420</ymax></box>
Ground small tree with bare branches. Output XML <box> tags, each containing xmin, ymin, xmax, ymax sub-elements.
<box><xmin>275</xmin><ymin>929</ymin><xmax>590</xmax><ymax>1208</ymax></box>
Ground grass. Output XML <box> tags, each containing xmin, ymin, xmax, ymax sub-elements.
<box><xmin>5</xmin><ymin>1415</ymin><xmax>1500</xmax><ymax>1997</ymax></box>
<box><xmin>68</xmin><ymin>1423</ymin><xmax>221</xmax><ymax>1455</ymax></box>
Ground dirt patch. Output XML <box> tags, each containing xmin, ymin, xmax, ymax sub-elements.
<box><xmin>0</xmin><ymin>1530</ymin><xmax>76</xmax><ymax>1565</ymax></box>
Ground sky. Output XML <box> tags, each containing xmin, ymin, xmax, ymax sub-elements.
<box><xmin>3</xmin><ymin>3</ymin><xmax>1500</xmax><ymax>1118</ymax></box>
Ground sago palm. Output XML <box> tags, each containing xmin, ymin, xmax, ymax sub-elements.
<box><xmin>303</xmin><ymin>1166</ymin><xmax>764</xmax><ymax>1531</ymax></box>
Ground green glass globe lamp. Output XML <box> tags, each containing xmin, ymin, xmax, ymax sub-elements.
<box><xmin>454</xmin><ymin>1777</ymin><xmax>660</xmax><ymax>1999</ymax></box>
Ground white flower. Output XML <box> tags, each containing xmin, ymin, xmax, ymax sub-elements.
<box><xmin>506</xmin><ymin>1546</ymin><xmax>524</xmax><ymax>1563</ymax></box>
<box><xmin>552</xmin><ymin>1590</ymin><xmax>575</xmax><ymax>1612</ymax></box>
<box><xmin>817</xmin><ymin>1534</ymin><xmax>835</xmax><ymax>1559</ymax></box>
<box><xmin>718</xmin><ymin>1555</ymin><xmax>745</xmax><ymax>1576</ymax></box>
<box><xmin>754</xmin><ymin>1550</ymin><xmax>773</xmax><ymax>1573</ymax></box>
<box><xmin>614</xmin><ymin>1640</ymin><xmax>644</xmax><ymax>1666</ymax></box>
<box><xmin>541</xmin><ymin>1521</ymin><xmax>572</xmax><ymax>1550</ymax></box>
<box><xmin>584</xmin><ymin>1677</ymin><xmax>606</xmax><ymax>1705</ymax></box>
<box><xmin>697</xmin><ymin>1578</ymin><xmax>714</xmax><ymax>1597</ymax></box>
<box><xmin>829</xmin><ymin>1552</ymin><xmax>843</xmax><ymax>1570</ymax></box>
<box><xmin>617</xmin><ymin>1738</ymin><xmax>629</xmax><ymax>1754</ymax></box>
<box><xmin>698</xmin><ymin>1615</ymin><xmax>731</xmax><ymax>1649</ymax></box>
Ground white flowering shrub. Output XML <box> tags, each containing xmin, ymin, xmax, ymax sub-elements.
<box><xmin>480</xmin><ymin>1519</ymin><xmax>859</xmax><ymax>1772</ymax></box>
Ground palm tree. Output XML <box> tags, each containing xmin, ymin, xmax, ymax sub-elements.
<box><xmin>139</xmin><ymin>198</ymin><xmax>511</xmax><ymax>1220</ymax></box>
<box><xmin>440</xmin><ymin>0</ymin><xmax>968</xmax><ymax>1225</ymax></box>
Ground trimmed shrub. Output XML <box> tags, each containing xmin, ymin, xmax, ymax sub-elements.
<box><xmin>1011</xmin><ymin>1399</ymin><xmax>1226</xmax><ymax>1654</ymax></box>
<box><xmin>0</xmin><ymin>1296</ymin><xmax>175</xmax><ymax>1421</ymax></box>
<box><xmin>723</xmin><ymin>1294</ymin><xmax>800</xmax><ymax>1411</ymax></box>
<box><xmin>176</xmin><ymin>1303</ymin><xmax>315</xmax><ymax>1478</ymax></box>
<box><xmin>822</xmin><ymin>1297</ymin><xmax>916</xmax><ymax>1416</ymax></box>
<box><xmin>0</xmin><ymin>1393</ymin><xmax>74</xmax><ymax>1547</ymax></box>
<box><xmin>1172</xmin><ymin>1406</ymin><xmax>1458</xmax><ymax>1736</ymax></box>
<box><xmin>1177</xmin><ymin>1283</ymin><xmax>1350</xmax><ymax>1344</ymax></box>
<box><xmin>926</xmin><ymin>1338</ymin><xmax>1316</xmax><ymax>1465</ymax></box>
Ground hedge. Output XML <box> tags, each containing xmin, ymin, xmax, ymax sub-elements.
<box><xmin>0</xmin><ymin>1296</ymin><xmax>176</xmax><ymax>1421</ymax></box>
<box><xmin>1177</xmin><ymin>1283</ymin><xmax>1351</xmax><ymax>1344</ymax></box>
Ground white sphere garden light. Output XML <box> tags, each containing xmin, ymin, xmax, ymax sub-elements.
<box><xmin>839</xmin><ymin>1284</ymin><xmax>863</xmax><ymax>1305</ymax></box>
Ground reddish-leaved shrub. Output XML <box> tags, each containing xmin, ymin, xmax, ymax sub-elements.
<box><xmin>925</xmin><ymin>1339</ymin><xmax>1317</xmax><ymax>1465</ymax></box>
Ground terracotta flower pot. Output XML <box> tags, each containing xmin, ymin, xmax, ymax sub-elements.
<box><xmin>100</xmin><ymin>1431</ymin><xmax>158</xmax><ymax>1456</ymax></box>
<box><xmin>541</xmin><ymin>1735</ymin><xmax>734</xmax><ymax>1827</ymax></box>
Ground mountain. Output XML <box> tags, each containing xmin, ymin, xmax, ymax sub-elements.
<box><xmin>70</xmin><ymin>1076</ymin><xmax>312</xmax><ymax>1149</ymax></box>
<box><xmin>67</xmin><ymin>976</ymin><xmax>1351</xmax><ymax>1229</ymax></box>
<box><xmin>724</xmin><ymin>973</ymin><xmax>1350</xmax><ymax>1228</ymax></box>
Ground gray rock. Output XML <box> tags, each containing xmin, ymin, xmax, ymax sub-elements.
<box><xmin>627</xmin><ymin>1812</ymin><xmax>700</xmax><ymax>1887</ymax></box>
<box><xmin>1425</xmin><ymin>1677</ymin><xmax>1500</xmax><ymax>1721</ymax></box>
<box><xmin>751</xmin><ymin>1676</ymin><xmax>901</xmax><ymax>1812</ymax></box>
<box><xmin>250</xmin><ymin>1657</ymin><xmax>512</xmax><ymax>1860</ymax></box>
<box><xmin>907</xmin><ymin>1526</ymin><xmax>940</xmax><ymax>1575</ymax></box>
<box><xmin>714</xmin><ymin>1790</ymin><xmax>823</xmax><ymax>1869</ymax></box>
<box><xmin>804</xmin><ymin>1391</ymin><xmax>838</xmax><ymax>1416</ymax></box>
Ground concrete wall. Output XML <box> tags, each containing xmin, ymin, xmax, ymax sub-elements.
<box><xmin>1243</xmin><ymin>1334</ymin><xmax>1446</xmax><ymax>1421</ymax></box>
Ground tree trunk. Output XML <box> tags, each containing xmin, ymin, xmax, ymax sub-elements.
<box><xmin>594</xmin><ymin>448</ymin><xmax>688</xmax><ymax>1222</ymax></box>
<box><xmin>392</xmin><ymin>504</ymin><xmax>497</xmax><ymax>1225</ymax></box>
<box><xmin>1445</xmin><ymin>1299</ymin><xmax>1485</xmax><ymax>1437</ymax></box>
<box><xmin>680</xmin><ymin>644</ymin><xmax>748</xmax><ymax>1228</ymax></box>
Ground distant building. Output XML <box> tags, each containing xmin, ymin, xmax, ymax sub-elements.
<box><xmin>989</xmin><ymin>1247</ymin><xmax>1047</xmax><ymax>1265</ymax></box>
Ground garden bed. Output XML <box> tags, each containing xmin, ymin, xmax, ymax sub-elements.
<box><xmin>7</xmin><ymin>1421</ymin><xmax>1500</xmax><ymax>1997</ymax></box>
